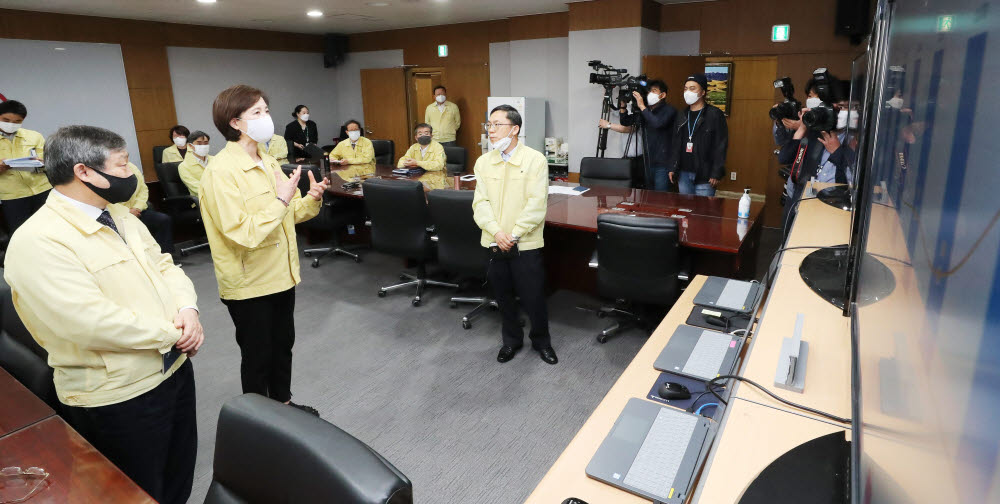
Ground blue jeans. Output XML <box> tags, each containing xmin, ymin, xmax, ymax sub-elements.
<box><xmin>651</xmin><ymin>164</ymin><xmax>670</xmax><ymax>191</ymax></box>
<box><xmin>677</xmin><ymin>171</ymin><xmax>716</xmax><ymax>196</ymax></box>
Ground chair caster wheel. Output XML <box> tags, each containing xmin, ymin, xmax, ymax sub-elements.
<box><xmin>378</xmin><ymin>290</ymin><xmax>387</xmax><ymax>298</ymax></box>
<box><xmin>596</xmin><ymin>312</ymin><xmax>607</xmax><ymax>319</ymax></box>
<box><xmin>462</xmin><ymin>320</ymin><xmax>472</xmax><ymax>330</ymax></box>
<box><xmin>311</xmin><ymin>259</ymin><xmax>320</xmax><ymax>268</ymax></box>
<box><xmin>597</xmin><ymin>335</ymin><xmax>608</xmax><ymax>344</ymax></box>
<box><xmin>304</xmin><ymin>251</ymin><xmax>313</xmax><ymax>257</ymax></box>
<box><xmin>412</xmin><ymin>298</ymin><xmax>421</xmax><ymax>307</ymax></box>
<box><xmin>354</xmin><ymin>256</ymin><xmax>362</xmax><ymax>263</ymax></box>
<box><xmin>449</xmin><ymin>301</ymin><xmax>458</xmax><ymax>308</ymax></box>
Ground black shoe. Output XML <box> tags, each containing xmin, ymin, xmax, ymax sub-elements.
<box><xmin>537</xmin><ymin>346</ymin><xmax>558</xmax><ymax>365</ymax></box>
<box><xmin>497</xmin><ymin>345</ymin><xmax>522</xmax><ymax>363</ymax></box>
<box><xmin>288</xmin><ymin>401</ymin><xmax>320</xmax><ymax>417</ymax></box>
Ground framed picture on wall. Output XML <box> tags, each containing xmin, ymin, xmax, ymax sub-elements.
<box><xmin>704</xmin><ymin>63</ymin><xmax>733</xmax><ymax>115</ymax></box>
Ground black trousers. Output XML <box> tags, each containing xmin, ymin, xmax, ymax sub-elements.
<box><xmin>63</xmin><ymin>359</ymin><xmax>197</xmax><ymax>504</ymax></box>
<box><xmin>222</xmin><ymin>288</ymin><xmax>296</xmax><ymax>402</ymax></box>
<box><xmin>139</xmin><ymin>209</ymin><xmax>174</xmax><ymax>255</ymax></box>
<box><xmin>2</xmin><ymin>190</ymin><xmax>49</xmax><ymax>235</ymax></box>
<box><xmin>487</xmin><ymin>248</ymin><xmax>551</xmax><ymax>349</ymax></box>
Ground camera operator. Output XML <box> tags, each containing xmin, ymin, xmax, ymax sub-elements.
<box><xmin>598</xmin><ymin>79</ymin><xmax>675</xmax><ymax>191</ymax></box>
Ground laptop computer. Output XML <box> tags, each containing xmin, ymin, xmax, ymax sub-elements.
<box><xmin>654</xmin><ymin>325</ymin><xmax>743</xmax><ymax>381</ymax></box>
<box><xmin>692</xmin><ymin>276</ymin><xmax>762</xmax><ymax>314</ymax></box>
<box><xmin>587</xmin><ymin>398</ymin><xmax>714</xmax><ymax>503</ymax></box>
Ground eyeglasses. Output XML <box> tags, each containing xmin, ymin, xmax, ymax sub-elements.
<box><xmin>0</xmin><ymin>467</ymin><xmax>49</xmax><ymax>504</ymax></box>
<box><xmin>482</xmin><ymin>122</ymin><xmax>514</xmax><ymax>132</ymax></box>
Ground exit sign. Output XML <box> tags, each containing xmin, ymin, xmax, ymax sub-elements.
<box><xmin>771</xmin><ymin>24</ymin><xmax>790</xmax><ymax>42</ymax></box>
<box><xmin>437</xmin><ymin>44</ymin><xmax>448</xmax><ymax>57</ymax></box>
<box><xmin>937</xmin><ymin>15</ymin><xmax>954</xmax><ymax>32</ymax></box>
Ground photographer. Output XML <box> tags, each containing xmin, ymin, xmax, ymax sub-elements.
<box><xmin>598</xmin><ymin>79</ymin><xmax>675</xmax><ymax>191</ymax></box>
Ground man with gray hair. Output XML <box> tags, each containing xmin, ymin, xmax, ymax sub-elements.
<box><xmin>4</xmin><ymin>125</ymin><xmax>202</xmax><ymax>504</ymax></box>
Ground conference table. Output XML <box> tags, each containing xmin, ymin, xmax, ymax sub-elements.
<box><xmin>0</xmin><ymin>368</ymin><xmax>154</xmax><ymax>503</ymax></box>
<box><xmin>322</xmin><ymin>165</ymin><xmax>765</xmax><ymax>291</ymax></box>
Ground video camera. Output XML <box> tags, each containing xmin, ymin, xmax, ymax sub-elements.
<box><xmin>803</xmin><ymin>68</ymin><xmax>837</xmax><ymax>132</ymax></box>
<box><xmin>588</xmin><ymin>60</ymin><xmax>647</xmax><ymax>105</ymax></box>
<box><xmin>769</xmin><ymin>77</ymin><xmax>801</xmax><ymax>121</ymax></box>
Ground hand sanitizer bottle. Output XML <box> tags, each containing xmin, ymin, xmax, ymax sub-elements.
<box><xmin>738</xmin><ymin>188</ymin><xmax>751</xmax><ymax>219</ymax></box>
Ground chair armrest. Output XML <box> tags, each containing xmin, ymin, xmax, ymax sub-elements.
<box><xmin>365</xmin><ymin>220</ymin><xmax>372</xmax><ymax>227</ymax></box>
<box><xmin>425</xmin><ymin>225</ymin><xmax>436</xmax><ymax>233</ymax></box>
<box><xmin>677</xmin><ymin>253</ymin><xmax>691</xmax><ymax>282</ymax></box>
<box><xmin>588</xmin><ymin>250</ymin><xmax>598</xmax><ymax>269</ymax></box>
<box><xmin>430</xmin><ymin>235</ymin><xmax>439</xmax><ymax>242</ymax></box>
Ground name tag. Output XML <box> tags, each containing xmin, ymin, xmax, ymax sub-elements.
<box><xmin>686</xmin><ymin>142</ymin><xmax>694</xmax><ymax>153</ymax></box>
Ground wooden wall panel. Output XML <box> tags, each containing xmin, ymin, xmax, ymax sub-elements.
<box><xmin>440</xmin><ymin>65</ymin><xmax>492</xmax><ymax>165</ymax></box>
<box><xmin>641</xmin><ymin>0</ymin><xmax>663</xmax><ymax>32</ymax></box>
<box><xmin>508</xmin><ymin>12</ymin><xmax>569</xmax><ymax>41</ymax></box>
<box><xmin>122</xmin><ymin>43</ymin><xmax>177</xmax><ymax>181</ymax></box>
<box><xmin>568</xmin><ymin>0</ymin><xmax>645</xmax><ymax>32</ymax></box>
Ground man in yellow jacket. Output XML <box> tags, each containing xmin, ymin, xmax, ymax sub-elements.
<box><xmin>0</xmin><ymin>100</ymin><xmax>52</xmax><ymax>233</ymax></box>
<box><xmin>4</xmin><ymin>125</ymin><xmax>203</xmax><ymax>504</ymax></box>
<box><xmin>329</xmin><ymin>119</ymin><xmax>375</xmax><ymax>177</ymax></box>
<box><xmin>424</xmin><ymin>85</ymin><xmax>460</xmax><ymax>147</ymax></box>
<box><xmin>472</xmin><ymin>104</ymin><xmax>556</xmax><ymax>365</ymax></box>
<box><xmin>201</xmin><ymin>84</ymin><xmax>328</xmax><ymax>416</ymax></box>
<box><xmin>397</xmin><ymin>122</ymin><xmax>447</xmax><ymax>189</ymax></box>
<box><xmin>178</xmin><ymin>130</ymin><xmax>213</xmax><ymax>198</ymax></box>
<box><xmin>123</xmin><ymin>160</ymin><xmax>174</xmax><ymax>254</ymax></box>
<box><xmin>266</xmin><ymin>133</ymin><xmax>288</xmax><ymax>164</ymax></box>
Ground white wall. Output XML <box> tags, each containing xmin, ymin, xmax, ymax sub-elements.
<box><xmin>329</xmin><ymin>50</ymin><xmax>405</xmax><ymax>132</ymax></box>
<box><xmin>567</xmin><ymin>27</ymin><xmax>644</xmax><ymax>173</ymax></box>
<box><xmin>489</xmin><ymin>38</ymin><xmax>570</xmax><ymax>140</ymax></box>
<box><xmin>488</xmin><ymin>42</ymin><xmax>511</xmax><ymax>97</ymax></box>
<box><xmin>168</xmin><ymin>46</ymin><xmax>342</xmax><ymax>153</ymax></box>
<box><xmin>0</xmin><ymin>38</ymin><xmax>142</xmax><ymax>171</ymax></box>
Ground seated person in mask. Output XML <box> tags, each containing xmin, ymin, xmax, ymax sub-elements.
<box><xmin>161</xmin><ymin>125</ymin><xmax>190</xmax><ymax>163</ymax></box>
<box><xmin>329</xmin><ymin>119</ymin><xmax>375</xmax><ymax>177</ymax></box>
<box><xmin>398</xmin><ymin>123</ymin><xmax>447</xmax><ymax>190</ymax></box>
<box><xmin>266</xmin><ymin>134</ymin><xmax>289</xmax><ymax>164</ymax></box>
<box><xmin>178</xmin><ymin>130</ymin><xmax>213</xmax><ymax>198</ymax></box>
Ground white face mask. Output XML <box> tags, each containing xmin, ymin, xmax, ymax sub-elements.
<box><xmin>173</xmin><ymin>136</ymin><xmax>187</xmax><ymax>148</ymax></box>
<box><xmin>836</xmin><ymin>110</ymin><xmax>860</xmax><ymax>130</ymax></box>
<box><xmin>806</xmin><ymin>97</ymin><xmax>823</xmax><ymax>109</ymax></box>
<box><xmin>435</xmin><ymin>94</ymin><xmax>447</xmax><ymax>104</ymax></box>
<box><xmin>192</xmin><ymin>144</ymin><xmax>211</xmax><ymax>157</ymax></box>
<box><xmin>683</xmin><ymin>91</ymin><xmax>700</xmax><ymax>105</ymax></box>
<box><xmin>490</xmin><ymin>127</ymin><xmax>516</xmax><ymax>153</ymax></box>
<box><xmin>300</xmin><ymin>113</ymin><xmax>310</xmax><ymax>122</ymax></box>
<box><xmin>0</xmin><ymin>122</ymin><xmax>20</xmax><ymax>135</ymax></box>
<box><xmin>646</xmin><ymin>92</ymin><xmax>661</xmax><ymax>106</ymax></box>
<box><xmin>887</xmin><ymin>97</ymin><xmax>904</xmax><ymax>110</ymax></box>
<box><xmin>347</xmin><ymin>130</ymin><xmax>361</xmax><ymax>142</ymax></box>
<box><xmin>239</xmin><ymin>115</ymin><xmax>274</xmax><ymax>144</ymax></box>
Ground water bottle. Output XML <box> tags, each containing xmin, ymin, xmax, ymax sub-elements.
<box><xmin>347</xmin><ymin>224</ymin><xmax>355</xmax><ymax>235</ymax></box>
<box><xmin>738</xmin><ymin>188</ymin><xmax>751</xmax><ymax>219</ymax></box>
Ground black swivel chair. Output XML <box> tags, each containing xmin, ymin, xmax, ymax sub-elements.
<box><xmin>581</xmin><ymin>214</ymin><xmax>688</xmax><ymax>343</ymax></box>
<box><xmin>285</xmin><ymin>163</ymin><xmax>365</xmax><ymax>267</ymax></box>
<box><xmin>304</xmin><ymin>143</ymin><xmax>326</xmax><ymax>163</ymax></box>
<box><xmin>579</xmin><ymin>157</ymin><xmax>634</xmax><ymax>188</ymax></box>
<box><xmin>363</xmin><ymin>179</ymin><xmax>457</xmax><ymax>306</ymax></box>
<box><xmin>444</xmin><ymin>146</ymin><xmax>466</xmax><ymax>176</ymax></box>
<box><xmin>427</xmin><ymin>190</ymin><xmax>497</xmax><ymax>329</ymax></box>
<box><xmin>0</xmin><ymin>287</ymin><xmax>59</xmax><ymax>410</ymax></box>
<box><xmin>153</xmin><ymin>145</ymin><xmax>169</xmax><ymax>164</ymax></box>
<box><xmin>371</xmin><ymin>140</ymin><xmax>394</xmax><ymax>166</ymax></box>
<box><xmin>154</xmin><ymin>161</ymin><xmax>210</xmax><ymax>256</ymax></box>
<box><xmin>205</xmin><ymin>394</ymin><xmax>412</xmax><ymax>504</ymax></box>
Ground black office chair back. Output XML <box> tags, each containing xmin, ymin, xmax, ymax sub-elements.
<box><xmin>427</xmin><ymin>190</ymin><xmax>487</xmax><ymax>278</ymax></box>
<box><xmin>285</xmin><ymin>137</ymin><xmax>295</xmax><ymax>159</ymax></box>
<box><xmin>596</xmin><ymin>214</ymin><xmax>680</xmax><ymax>305</ymax></box>
<box><xmin>371</xmin><ymin>140</ymin><xmax>394</xmax><ymax>165</ymax></box>
<box><xmin>154</xmin><ymin>162</ymin><xmax>188</xmax><ymax>198</ymax></box>
<box><xmin>579</xmin><ymin>157</ymin><xmax>633</xmax><ymax>188</ymax></box>
<box><xmin>206</xmin><ymin>394</ymin><xmax>412</xmax><ymax>504</ymax></box>
<box><xmin>0</xmin><ymin>287</ymin><xmax>58</xmax><ymax>410</ymax></box>
<box><xmin>153</xmin><ymin>145</ymin><xmax>168</xmax><ymax>164</ymax></box>
<box><xmin>363</xmin><ymin>179</ymin><xmax>431</xmax><ymax>261</ymax></box>
<box><xmin>443</xmin><ymin>146</ymin><xmax>466</xmax><ymax>176</ymax></box>
<box><xmin>305</xmin><ymin>143</ymin><xmax>325</xmax><ymax>162</ymax></box>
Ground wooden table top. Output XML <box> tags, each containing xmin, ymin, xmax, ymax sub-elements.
<box><xmin>325</xmin><ymin>165</ymin><xmax>764</xmax><ymax>254</ymax></box>
<box><xmin>0</xmin><ymin>416</ymin><xmax>155</xmax><ymax>503</ymax></box>
<box><xmin>0</xmin><ymin>367</ymin><xmax>55</xmax><ymax>439</ymax></box>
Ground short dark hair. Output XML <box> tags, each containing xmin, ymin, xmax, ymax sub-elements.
<box><xmin>490</xmin><ymin>104</ymin><xmax>522</xmax><ymax>128</ymax></box>
<box><xmin>188</xmin><ymin>130</ymin><xmax>210</xmax><ymax>143</ymax></box>
<box><xmin>805</xmin><ymin>73</ymin><xmax>840</xmax><ymax>103</ymax></box>
<box><xmin>647</xmin><ymin>79</ymin><xmax>668</xmax><ymax>95</ymax></box>
<box><xmin>168</xmin><ymin>125</ymin><xmax>190</xmax><ymax>139</ymax></box>
<box><xmin>413</xmin><ymin>122</ymin><xmax>433</xmax><ymax>135</ymax></box>
<box><xmin>0</xmin><ymin>100</ymin><xmax>28</xmax><ymax>119</ymax></box>
<box><xmin>433</xmin><ymin>85</ymin><xmax>446</xmax><ymax>94</ymax></box>
<box><xmin>45</xmin><ymin>125</ymin><xmax>126</xmax><ymax>186</ymax></box>
<box><xmin>212</xmin><ymin>85</ymin><xmax>270</xmax><ymax>142</ymax></box>
<box><xmin>344</xmin><ymin>119</ymin><xmax>362</xmax><ymax>130</ymax></box>
<box><xmin>292</xmin><ymin>104</ymin><xmax>308</xmax><ymax>117</ymax></box>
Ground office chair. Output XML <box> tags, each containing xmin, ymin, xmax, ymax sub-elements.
<box><xmin>153</xmin><ymin>161</ymin><xmax>210</xmax><ymax>256</ymax></box>
<box><xmin>0</xmin><ymin>287</ymin><xmax>59</xmax><ymax>410</ymax></box>
<box><xmin>579</xmin><ymin>157</ymin><xmax>633</xmax><ymax>188</ymax></box>
<box><xmin>304</xmin><ymin>143</ymin><xmax>326</xmax><ymax>163</ymax></box>
<box><xmin>371</xmin><ymin>139</ymin><xmax>394</xmax><ymax>166</ymax></box>
<box><xmin>286</xmin><ymin>163</ymin><xmax>365</xmax><ymax>266</ymax></box>
<box><xmin>580</xmin><ymin>214</ymin><xmax>687</xmax><ymax>343</ymax></box>
<box><xmin>205</xmin><ymin>394</ymin><xmax>412</xmax><ymax>504</ymax></box>
<box><xmin>444</xmin><ymin>146</ymin><xmax>467</xmax><ymax>176</ymax></box>
<box><xmin>152</xmin><ymin>145</ymin><xmax>169</xmax><ymax>164</ymax></box>
<box><xmin>426</xmin><ymin>189</ymin><xmax>497</xmax><ymax>329</ymax></box>
<box><xmin>363</xmin><ymin>178</ymin><xmax>457</xmax><ymax>306</ymax></box>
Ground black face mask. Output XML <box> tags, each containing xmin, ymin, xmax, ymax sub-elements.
<box><xmin>417</xmin><ymin>135</ymin><xmax>432</xmax><ymax>146</ymax></box>
<box><xmin>83</xmin><ymin>167</ymin><xmax>138</xmax><ymax>204</ymax></box>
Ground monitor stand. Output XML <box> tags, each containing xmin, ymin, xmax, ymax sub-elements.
<box><xmin>798</xmin><ymin>246</ymin><xmax>895</xmax><ymax>310</ymax></box>
<box><xmin>738</xmin><ymin>431</ymin><xmax>850</xmax><ymax>504</ymax></box>
<box><xmin>816</xmin><ymin>185</ymin><xmax>852</xmax><ymax>211</ymax></box>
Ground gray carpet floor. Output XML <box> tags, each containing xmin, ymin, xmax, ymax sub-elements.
<box><xmin>181</xmin><ymin>243</ymin><xmax>651</xmax><ymax>504</ymax></box>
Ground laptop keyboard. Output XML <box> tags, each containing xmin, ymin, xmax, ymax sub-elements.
<box><xmin>623</xmin><ymin>407</ymin><xmax>698</xmax><ymax>498</ymax></box>
<box><xmin>682</xmin><ymin>331</ymin><xmax>732</xmax><ymax>379</ymax></box>
<box><xmin>716</xmin><ymin>281</ymin><xmax>752</xmax><ymax>310</ymax></box>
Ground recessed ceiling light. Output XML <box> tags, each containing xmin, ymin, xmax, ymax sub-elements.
<box><xmin>197</xmin><ymin>0</ymin><xmax>217</xmax><ymax>4</ymax></box>
<box><xmin>367</xmin><ymin>1</ymin><xmax>390</xmax><ymax>6</ymax></box>
<box><xmin>307</xmin><ymin>9</ymin><xmax>323</xmax><ymax>17</ymax></box>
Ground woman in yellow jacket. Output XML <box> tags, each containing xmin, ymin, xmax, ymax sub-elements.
<box><xmin>161</xmin><ymin>125</ymin><xmax>190</xmax><ymax>163</ymax></box>
<box><xmin>200</xmin><ymin>84</ymin><xmax>329</xmax><ymax>416</ymax></box>
<box><xmin>0</xmin><ymin>100</ymin><xmax>52</xmax><ymax>233</ymax></box>
<box><xmin>329</xmin><ymin>119</ymin><xmax>375</xmax><ymax>178</ymax></box>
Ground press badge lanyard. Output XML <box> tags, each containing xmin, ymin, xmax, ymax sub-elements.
<box><xmin>686</xmin><ymin>109</ymin><xmax>703</xmax><ymax>153</ymax></box>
